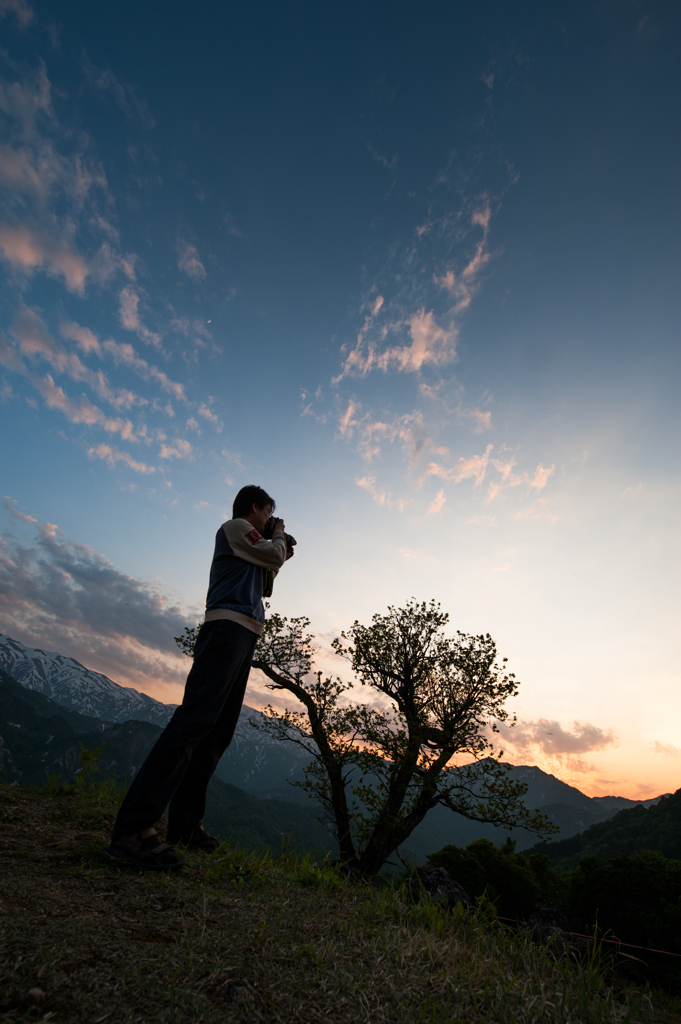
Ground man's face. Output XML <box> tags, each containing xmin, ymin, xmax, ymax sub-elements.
<box><xmin>251</xmin><ymin>503</ymin><xmax>273</xmax><ymax>533</ymax></box>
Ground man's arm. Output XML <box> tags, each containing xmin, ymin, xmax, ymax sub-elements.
<box><xmin>222</xmin><ymin>519</ymin><xmax>288</xmax><ymax>569</ymax></box>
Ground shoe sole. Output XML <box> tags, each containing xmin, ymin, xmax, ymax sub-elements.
<box><xmin>102</xmin><ymin>845</ymin><xmax>185</xmax><ymax>871</ymax></box>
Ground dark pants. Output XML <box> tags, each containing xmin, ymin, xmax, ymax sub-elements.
<box><xmin>111</xmin><ymin>620</ymin><xmax>258</xmax><ymax>842</ymax></box>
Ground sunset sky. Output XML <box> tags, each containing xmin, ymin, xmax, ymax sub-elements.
<box><xmin>0</xmin><ymin>0</ymin><xmax>679</xmax><ymax>799</ymax></box>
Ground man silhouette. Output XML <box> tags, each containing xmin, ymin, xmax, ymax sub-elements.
<box><xmin>106</xmin><ymin>485</ymin><xmax>292</xmax><ymax>869</ymax></box>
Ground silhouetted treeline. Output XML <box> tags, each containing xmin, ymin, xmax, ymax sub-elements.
<box><xmin>427</xmin><ymin>838</ymin><xmax>681</xmax><ymax>991</ymax></box>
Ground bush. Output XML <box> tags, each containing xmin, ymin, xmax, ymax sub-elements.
<box><xmin>427</xmin><ymin>838</ymin><xmax>565</xmax><ymax>920</ymax></box>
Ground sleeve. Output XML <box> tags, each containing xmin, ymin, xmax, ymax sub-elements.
<box><xmin>222</xmin><ymin>519</ymin><xmax>288</xmax><ymax>569</ymax></box>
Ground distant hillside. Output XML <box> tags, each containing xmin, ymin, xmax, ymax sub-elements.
<box><xmin>0</xmin><ymin>666</ymin><xmax>166</xmax><ymax>786</ymax></box>
<box><xmin>525</xmin><ymin>789</ymin><xmax>681</xmax><ymax>869</ymax></box>
<box><xmin>0</xmin><ymin>668</ymin><xmax>330</xmax><ymax>855</ymax></box>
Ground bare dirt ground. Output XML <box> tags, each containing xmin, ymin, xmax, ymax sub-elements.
<box><xmin>0</xmin><ymin>782</ymin><xmax>674</xmax><ymax>1024</ymax></box>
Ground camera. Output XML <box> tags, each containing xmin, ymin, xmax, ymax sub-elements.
<box><xmin>262</xmin><ymin>516</ymin><xmax>297</xmax><ymax>551</ymax></box>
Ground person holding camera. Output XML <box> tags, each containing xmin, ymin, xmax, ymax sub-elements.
<box><xmin>106</xmin><ymin>484</ymin><xmax>294</xmax><ymax>870</ymax></box>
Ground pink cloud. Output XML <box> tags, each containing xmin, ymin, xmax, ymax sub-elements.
<box><xmin>428</xmin><ymin>489</ymin><xmax>446</xmax><ymax>516</ymax></box>
<box><xmin>456</xmin><ymin>404</ymin><xmax>492</xmax><ymax>433</ymax></box>
<box><xmin>378</xmin><ymin>309</ymin><xmax>459</xmax><ymax>372</ymax></box>
<box><xmin>118</xmin><ymin>287</ymin><xmax>162</xmax><ymax>348</ymax></box>
<box><xmin>88</xmin><ymin>443</ymin><xmax>155</xmax><ymax>474</ymax></box>
<box><xmin>423</xmin><ymin>444</ymin><xmax>494</xmax><ymax>487</ymax></box>
<box><xmin>0</xmin><ymin>222</ymin><xmax>89</xmax><ymax>293</ymax></box>
<box><xmin>198</xmin><ymin>400</ymin><xmax>222</xmax><ymax>431</ymax></box>
<box><xmin>102</xmin><ymin>337</ymin><xmax>187</xmax><ymax>402</ymax></box>
<box><xmin>529</xmin><ymin>463</ymin><xmax>555</xmax><ymax>491</ymax></box>
<box><xmin>60</xmin><ymin>320</ymin><xmax>101</xmax><ymax>355</ymax></box>
<box><xmin>11</xmin><ymin>308</ymin><xmax>144</xmax><ymax>411</ymax></box>
<box><xmin>355</xmin><ymin>475</ymin><xmax>405</xmax><ymax>511</ymax></box>
<box><xmin>159</xmin><ymin>439</ymin><xmax>193</xmax><ymax>460</ymax></box>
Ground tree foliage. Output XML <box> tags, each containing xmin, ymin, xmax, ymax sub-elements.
<box><xmin>249</xmin><ymin>599</ymin><xmax>556</xmax><ymax>877</ymax></box>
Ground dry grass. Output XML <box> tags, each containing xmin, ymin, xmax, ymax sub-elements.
<box><xmin>0</xmin><ymin>781</ymin><xmax>663</xmax><ymax>1024</ymax></box>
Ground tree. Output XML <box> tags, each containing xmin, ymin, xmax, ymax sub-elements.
<box><xmin>249</xmin><ymin>599</ymin><xmax>557</xmax><ymax>877</ymax></box>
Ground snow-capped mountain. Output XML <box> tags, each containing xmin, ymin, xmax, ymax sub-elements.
<box><xmin>0</xmin><ymin>633</ymin><xmax>314</xmax><ymax>792</ymax></box>
<box><xmin>0</xmin><ymin>634</ymin><xmax>177</xmax><ymax>727</ymax></box>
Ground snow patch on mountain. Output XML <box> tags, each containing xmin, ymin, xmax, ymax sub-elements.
<box><xmin>0</xmin><ymin>634</ymin><xmax>177</xmax><ymax>727</ymax></box>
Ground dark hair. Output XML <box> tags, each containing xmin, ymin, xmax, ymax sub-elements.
<box><xmin>232</xmin><ymin>485</ymin><xmax>276</xmax><ymax>519</ymax></box>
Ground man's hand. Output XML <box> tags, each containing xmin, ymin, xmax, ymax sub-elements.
<box><xmin>285</xmin><ymin>546</ymin><xmax>295</xmax><ymax>561</ymax></box>
<box><xmin>273</xmin><ymin>517</ymin><xmax>285</xmax><ymax>534</ymax></box>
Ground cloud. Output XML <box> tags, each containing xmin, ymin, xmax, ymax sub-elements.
<box><xmin>338</xmin><ymin>403</ymin><xmax>448</xmax><ymax>465</ymax></box>
<box><xmin>0</xmin><ymin>333</ymin><xmax>139</xmax><ymax>438</ymax></box>
<box><xmin>88</xmin><ymin>443</ymin><xmax>155</xmax><ymax>474</ymax></box>
<box><xmin>428</xmin><ymin>489</ymin><xmax>446</xmax><ymax>516</ymax></box>
<box><xmin>336</xmin><ymin>308</ymin><xmax>459</xmax><ymax>380</ymax></box>
<box><xmin>652</xmin><ymin>741</ymin><xmax>681</xmax><ymax>757</ymax></box>
<box><xmin>0</xmin><ymin>510</ymin><xmax>196</xmax><ymax>694</ymax></box>
<box><xmin>60</xmin><ymin>320</ymin><xmax>100</xmax><ymax>355</ymax></box>
<box><xmin>0</xmin><ymin>0</ymin><xmax>34</xmax><ymax>27</ymax></box>
<box><xmin>529</xmin><ymin>463</ymin><xmax>555</xmax><ymax>491</ymax></box>
<box><xmin>82</xmin><ymin>60</ymin><xmax>156</xmax><ymax>130</ymax></box>
<box><xmin>0</xmin><ymin>222</ymin><xmax>89</xmax><ymax>293</ymax></box>
<box><xmin>0</xmin><ymin>61</ymin><xmax>51</xmax><ymax>132</ymax></box>
<box><xmin>455</xmin><ymin>404</ymin><xmax>492</xmax><ymax>433</ymax></box>
<box><xmin>169</xmin><ymin>316</ymin><xmax>212</xmax><ymax>346</ymax></box>
<box><xmin>159</xmin><ymin>439</ymin><xmax>193</xmax><ymax>460</ymax></box>
<box><xmin>9</xmin><ymin>307</ymin><xmax>144</xmax><ymax>411</ymax></box>
<box><xmin>177</xmin><ymin>243</ymin><xmax>206</xmax><ymax>280</ymax></box>
<box><xmin>422</xmin><ymin>445</ymin><xmax>494</xmax><ymax>488</ymax></box>
<box><xmin>100</xmin><ymin>336</ymin><xmax>187</xmax><ymax>403</ymax></box>
<box><xmin>3</xmin><ymin>498</ymin><xmax>37</xmax><ymax>523</ymax></box>
<box><xmin>335</xmin><ymin>203</ymin><xmax>493</xmax><ymax>382</ymax></box>
<box><xmin>499</xmin><ymin>718</ymin><xmax>617</xmax><ymax>759</ymax></box>
<box><xmin>355</xmin><ymin>475</ymin><xmax>405</xmax><ymax>511</ymax></box>
<box><xmin>118</xmin><ymin>288</ymin><xmax>162</xmax><ymax>348</ymax></box>
<box><xmin>198</xmin><ymin>400</ymin><xmax>222</xmax><ymax>431</ymax></box>
<box><xmin>367</xmin><ymin>142</ymin><xmax>397</xmax><ymax>171</ymax></box>
<box><xmin>381</xmin><ymin>309</ymin><xmax>458</xmax><ymax>373</ymax></box>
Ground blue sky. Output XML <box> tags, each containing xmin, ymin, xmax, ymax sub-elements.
<box><xmin>0</xmin><ymin>0</ymin><xmax>679</xmax><ymax>797</ymax></box>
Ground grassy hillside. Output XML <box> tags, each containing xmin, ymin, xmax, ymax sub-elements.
<box><xmin>0</xmin><ymin>780</ymin><xmax>662</xmax><ymax>1024</ymax></box>
<box><xmin>526</xmin><ymin>790</ymin><xmax>681</xmax><ymax>869</ymax></box>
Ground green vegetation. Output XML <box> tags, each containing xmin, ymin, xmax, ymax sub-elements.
<box><xmin>428</xmin><ymin>837</ymin><xmax>565</xmax><ymax>919</ymax></box>
<box><xmin>0</xmin><ymin>779</ymin><xmax>660</xmax><ymax>1024</ymax></box>
<box><xmin>527</xmin><ymin>791</ymin><xmax>681</xmax><ymax>869</ymax></box>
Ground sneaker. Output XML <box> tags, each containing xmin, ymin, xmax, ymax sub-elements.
<box><xmin>103</xmin><ymin>827</ymin><xmax>185</xmax><ymax>871</ymax></box>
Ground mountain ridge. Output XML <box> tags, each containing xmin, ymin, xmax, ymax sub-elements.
<box><xmin>0</xmin><ymin>632</ymin><xmax>665</xmax><ymax>856</ymax></box>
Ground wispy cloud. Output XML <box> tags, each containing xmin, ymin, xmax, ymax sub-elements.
<box><xmin>177</xmin><ymin>242</ymin><xmax>206</xmax><ymax>280</ymax></box>
<box><xmin>337</xmin><ymin>402</ymin><xmax>448</xmax><ymax>464</ymax></box>
<box><xmin>0</xmin><ymin>333</ymin><xmax>138</xmax><ymax>439</ymax></box>
<box><xmin>118</xmin><ymin>287</ymin><xmax>163</xmax><ymax>348</ymax></box>
<box><xmin>427</xmin><ymin>489</ymin><xmax>446</xmax><ymax>515</ymax></box>
<box><xmin>334</xmin><ymin>203</ymin><xmax>493</xmax><ymax>383</ymax></box>
<box><xmin>11</xmin><ymin>307</ymin><xmax>144</xmax><ymax>410</ymax></box>
<box><xmin>81</xmin><ymin>58</ymin><xmax>156</xmax><ymax>130</ymax></box>
<box><xmin>198</xmin><ymin>399</ymin><xmax>222</xmax><ymax>431</ymax></box>
<box><xmin>355</xmin><ymin>475</ymin><xmax>405</xmax><ymax>510</ymax></box>
<box><xmin>0</xmin><ymin>0</ymin><xmax>34</xmax><ymax>27</ymax></box>
<box><xmin>88</xmin><ymin>443</ymin><xmax>155</xmax><ymax>474</ymax></box>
